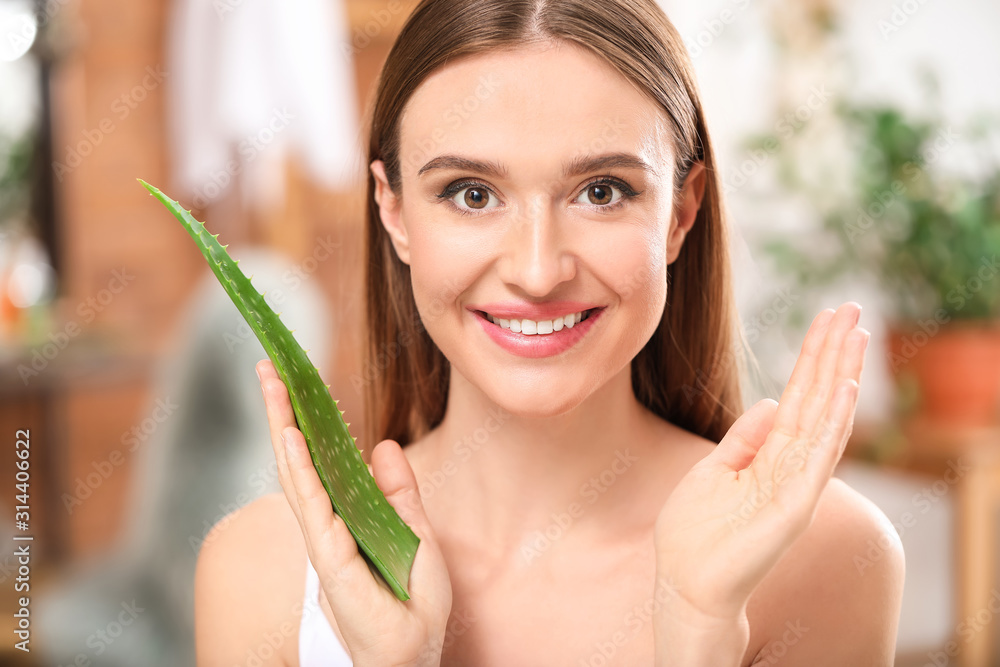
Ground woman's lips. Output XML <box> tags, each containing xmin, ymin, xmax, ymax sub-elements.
<box><xmin>472</xmin><ymin>306</ymin><xmax>605</xmax><ymax>358</ymax></box>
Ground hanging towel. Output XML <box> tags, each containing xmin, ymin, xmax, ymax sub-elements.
<box><xmin>165</xmin><ymin>0</ymin><xmax>363</xmax><ymax>210</ymax></box>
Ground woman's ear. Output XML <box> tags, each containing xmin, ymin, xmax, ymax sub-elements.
<box><xmin>370</xmin><ymin>159</ymin><xmax>411</xmax><ymax>265</ymax></box>
<box><xmin>667</xmin><ymin>161</ymin><xmax>707</xmax><ymax>265</ymax></box>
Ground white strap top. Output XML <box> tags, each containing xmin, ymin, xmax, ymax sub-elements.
<box><xmin>299</xmin><ymin>555</ymin><xmax>353</xmax><ymax>665</ymax></box>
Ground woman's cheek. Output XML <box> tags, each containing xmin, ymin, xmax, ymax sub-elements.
<box><xmin>587</xmin><ymin>223</ymin><xmax>665</xmax><ymax>303</ymax></box>
<box><xmin>608</xmin><ymin>239</ymin><xmax>668</xmax><ymax>354</ymax></box>
<box><xmin>406</xmin><ymin>226</ymin><xmax>482</xmax><ymax>328</ymax></box>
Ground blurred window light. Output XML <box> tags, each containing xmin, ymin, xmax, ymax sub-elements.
<box><xmin>0</xmin><ymin>1</ymin><xmax>37</xmax><ymax>62</ymax></box>
<box><xmin>2</xmin><ymin>232</ymin><xmax>55</xmax><ymax>308</ymax></box>
<box><xmin>8</xmin><ymin>262</ymin><xmax>52</xmax><ymax>308</ymax></box>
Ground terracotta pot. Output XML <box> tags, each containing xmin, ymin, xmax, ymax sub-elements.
<box><xmin>887</xmin><ymin>318</ymin><xmax>1000</xmax><ymax>426</ymax></box>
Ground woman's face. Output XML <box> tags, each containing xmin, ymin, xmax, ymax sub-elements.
<box><xmin>371</xmin><ymin>40</ymin><xmax>704</xmax><ymax>417</ymax></box>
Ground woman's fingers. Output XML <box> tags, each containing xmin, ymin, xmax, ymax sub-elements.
<box><xmin>782</xmin><ymin>377</ymin><xmax>859</xmax><ymax>515</ymax></box>
<box><xmin>370</xmin><ymin>439</ymin><xmax>451</xmax><ymax>611</ymax></box>
<box><xmin>256</xmin><ymin>359</ymin><xmax>300</xmax><ymax>512</ymax></box>
<box><xmin>370</xmin><ymin>439</ymin><xmax>428</xmax><ymax>533</ymax></box>
<box><xmin>756</xmin><ymin>303</ymin><xmax>869</xmax><ymax>520</ymax></box>
<box><xmin>836</xmin><ymin>327</ymin><xmax>870</xmax><ymax>403</ymax></box>
<box><xmin>768</xmin><ymin>307</ymin><xmax>837</xmax><ymax>440</ymax></box>
<box><xmin>282</xmin><ymin>424</ymin><xmax>384</xmax><ymax>607</ymax></box>
<box><xmin>801</xmin><ymin>327</ymin><xmax>869</xmax><ymax>489</ymax></box>
<box><xmin>795</xmin><ymin>303</ymin><xmax>863</xmax><ymax>438</ymax></box>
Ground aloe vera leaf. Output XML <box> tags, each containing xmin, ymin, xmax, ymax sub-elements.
<box><xmin>138</xmin><ymin>179</ymin><xmax>419</xmax><ymax>601</ymax></box>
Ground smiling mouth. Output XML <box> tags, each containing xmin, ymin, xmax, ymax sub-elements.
<box><xmin>474</xmin><ymin>308</ymin><xmax>598</xmax><ymax>335</ymax></box>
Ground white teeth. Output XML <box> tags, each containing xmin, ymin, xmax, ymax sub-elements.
<box><xmin>484</xmin><ymin>309</ymin><xmax>593</xmax><ymax>335</ymax></box>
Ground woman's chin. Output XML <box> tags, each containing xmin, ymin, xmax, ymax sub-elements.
<box><xmin>484</xmin><ymin>383</ymin><xmax>592</xmax><ymax>420</ymax></box>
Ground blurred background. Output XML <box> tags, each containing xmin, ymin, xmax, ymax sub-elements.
<box><xmin>0</xmin><ymin>0</ymin><xmax>997</xmax><ymax>664</ymax></box>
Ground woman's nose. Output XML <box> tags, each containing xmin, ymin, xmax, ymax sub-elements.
<box><xmin>496</xmin><ymin>197</ymin><xmax>576</xmax><ymax>297</ymax></box>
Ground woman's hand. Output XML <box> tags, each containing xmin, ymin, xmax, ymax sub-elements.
<box><xmin>651</xmin><ymin>302</ymin><xmax>869</xmax><ymax>665</ymax></box>
<box><xmin>256</xmin><ymin>359</ymin><xmax>453</xmax><ymax>667</ymax></box>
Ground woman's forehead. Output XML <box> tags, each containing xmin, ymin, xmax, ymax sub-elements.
<box><xmin>397</xmin><ymin>41</ymin><xmax>673</xmax><ymax>180</ymax></box>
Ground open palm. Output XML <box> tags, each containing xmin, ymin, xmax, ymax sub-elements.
<box><xmin>653</xmin><ymin>302</ymin><xmax>869</xmax><ymax>622</ymax></box>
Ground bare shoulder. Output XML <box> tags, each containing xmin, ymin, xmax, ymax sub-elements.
<box><xmin>745</xmin><ymin>477</ymin><xmax>906</xmax><ymax>666</ymax></box>
<box><xmin>194</xmin><ymin>492</ymin><xmax>308</xmax><ymax>666</ymax></box>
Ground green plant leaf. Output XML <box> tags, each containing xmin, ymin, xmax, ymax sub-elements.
<box><xmin>139</xmin><ymin>179</ymin><xmax>419</xmax><ymax>601</ymax></box>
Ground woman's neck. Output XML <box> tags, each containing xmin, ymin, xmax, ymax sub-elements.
<box><xmin>414</xmin><ymin>361</ymin><xmax>673</xmax><ymax>569</ymax></box>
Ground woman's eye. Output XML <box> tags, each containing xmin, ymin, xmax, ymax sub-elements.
<box><xmin>452</xmin><ymin>185</ymin><xmax>500</xmax><ymax>211</ymax></box>
<box><xmin>575</xmin><ymin>182</ymin><xmax>624</xmax><ymax>207</ymax></box>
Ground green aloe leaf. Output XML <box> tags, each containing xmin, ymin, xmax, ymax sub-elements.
<box><xmin>139</xmin><ymin>179</ymin><xmax>419</xmax><ymax>601</ymax></box>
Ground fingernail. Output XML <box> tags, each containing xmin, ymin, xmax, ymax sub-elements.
<box><xmin>282</xmin><ymin>430</ymin><xmax>292</xmax><ymax>455</ymax></box>
<box><xmin>256</xmin><ymin>366</ymin><xmax>262</xmax><ymax>382</ymax></box>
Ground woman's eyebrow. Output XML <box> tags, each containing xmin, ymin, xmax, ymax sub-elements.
<box><xmin>563</xmin><ymin>152</ymin><xmax>658</xmax><ymax>178</ymax></box>
<box><xmin>417</xmin><ymin>155</ymin><xmax>508</xmax><ymax>178</ymax></box>
<box><xmin>416</xmin><ymin>152</ymin><xmax>656</xmax><ymax>179</ymax></box>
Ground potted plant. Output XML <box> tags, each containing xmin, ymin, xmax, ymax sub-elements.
<box><xmin>755</xmin><ymin>97</ymin><xmax>1000</xmax><ymax>427</ymax></box>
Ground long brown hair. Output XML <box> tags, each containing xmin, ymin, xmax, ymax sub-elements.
<box><xmin>363</xmin><ymin>0</ymin><xmax>747</xmax><ymax>452</ymax></box>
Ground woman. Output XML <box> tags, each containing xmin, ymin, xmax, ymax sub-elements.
<box><xmin>195</xmin><ymin>0</ymin><xmax>905</xmax><ymax>664</ymax></box>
